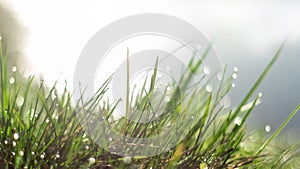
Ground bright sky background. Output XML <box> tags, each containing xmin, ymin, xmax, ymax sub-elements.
<box><xmin>7</xmin><ymin>0</ymin><xmax>300</xmax><ymax>92</ymax></box>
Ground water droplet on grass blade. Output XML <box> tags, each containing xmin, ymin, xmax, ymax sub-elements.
<box><xmin>16</xmin><ymin>96</ymin><xmax>24</xmax><ymax>107</ymax></box>
<box><xmin>203</xmin><ymin>66</ymin><xmax>210</xmax><ymax>75</ymax></box>
<box><xmin>234</xmin><ymin>116</ymin><xmax>242</xmax><ymax>126</ymax></box>
<box><xmin>13</xmin><ymin>133</ymin><xmax>19</xmax><ymax>140</ymax></box>
<box><xmin>12</xmin><ymin>66</ymin><xmax>17</xmax><ymax>72</ymax></box>
<box><xmin>51</xmin><ymin>92</ymin><xmax>57</xmax><ymax>100</ymax></box>
<box><xmin>205</xmin><ymin>84</ymin><xmax>213</xmax><ymax>93</ymax></box>
<box><xmin>265</xmin><ymin>125</ymin><xmax>271</xmax><ymax>132</ymax></box>
<box><xmin>88</xmin><ymin>157</ymin><xmax>96</xmax><ymax>165</ymax></box>
<box><xmin>232</xmin><ymin>83</ymin><xmax>236</xmax><ymax>88</ymax></box>
<box><xmin>9</xmin><ymin>77</ymin><xmax>15</xmax><ymax>84</ymax></box>
<box><xmin>232</xmin><ymin>73</ymin><xmax>238</xmax><ymax>79</ymax></box>
<box><xmin>233</xmin><ymin>66</ymin><xmax>239</xmax><ymax>72</ymax></box>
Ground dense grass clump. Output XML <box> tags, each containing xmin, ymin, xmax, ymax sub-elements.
<box><xmin>0</xmin><ymin>37</ymin><xmax>300</xmax><ymax>168</ymax></box>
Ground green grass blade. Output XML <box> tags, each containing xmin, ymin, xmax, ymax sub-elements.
<box><xmin>255</xmin><ymin>104</ymin><xmax>300</xmax><ymax>155</ymax></box>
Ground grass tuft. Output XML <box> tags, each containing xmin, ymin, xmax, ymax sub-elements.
<box><xmin>0</xmin><ymin>36</ymin><xmax>300</xmax><ymax>168</ymax></box>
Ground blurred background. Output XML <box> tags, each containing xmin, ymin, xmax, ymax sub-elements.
<box><xmin>1</xmin><ymin>0</ymin><xmax>300</xmax><ymax>139</ymax></box>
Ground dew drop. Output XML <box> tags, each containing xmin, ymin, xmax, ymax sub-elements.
<box><xmin>234</xmin><ymin>116</ymin><xmax>242</xmax><ymax>126</ymax></box>
<box><xmin>13</xmin><ymin>133</ymin><xmax>19</xmax><ymax>140</ymax></box>
<box><xmin>233</xmin><ymin>66</ymin><xmax>239</xmax><ymax>72</ymax></box>
<box><xmin>13</xmin><ymin>141</ymin><xmax>16</xmax><ymax>147</ymax></box>
<box><xmin>9</xmin><ymin>77</ymin><xmax>15</xmax><ymax>84</ymax></box>
<box><xmin>51</xmin><ymin>92</ymin><xmax>57</xmax><ymax>100</ymax></box>
<box><xmin>232</xmin><ymin>83</ymin><xmax>236</xmax><ymax>88</ymax></box>
<box><xmin>12</xmin><ymin>152</ymin><xmax>16</xmax><ymax>156</ymax></box>
<box><xmin>40</xmin><ymin>154</ymin><xmax>45</xmax><ymax>159</ymax></box>
<box><xmin>85</xmin><ymin>146</ymin><xmax>89</xmax><ymax>150</ymax></box>
<box><xmin>12</xmin><ymin>66</ymin><xmax>17</xmax><ymax>72</ymax></box>
<box><xmin>258</xmin><ymin>92</ymin><xmax>263</xmax><ymax>98</ymax></box>
<box><xmin>88</xmin><ymin>157</ymin><xmax>96</xmax><ymax>165</ymax></box>
<box><xmin>203</xmin><ymin>66</ymin><xmax>210</xmax><ymax>75</ymax></box>
<box><xmin>165</xmin><ymin>96</ymin><xmax>170</xmax><ymax>102</ymax></box>
<box><xmin>45</xmin><ymin>119</ymin><xmax>50</xmax><ymax>123</ymax></box>
<box><xmin>265</xmin><ymin>125</ymin><xmax>271</xmax><ymax>133</ymax></box>
<box><xmin>55</xmin><ymin>153</ymin><xmax>60</xmax><ymax>159</ymax></box>
<box><xmin>19</xmin><ymin>151</ymin><xmax>24</xmax><ymax>157</ymax></box>
<box><xmin>55</xmin><ymin>115</ymin><xmax>59</xmax><ymax>120</ymax></box>
<box><xmin>205</xmin><ymin>84</ymin><xmax>213</xmax><ymax>93</ymax></box>
<box><xmin>16</xmin><ymin>96</ymin><xmax>24</xmax><ymax>107</ymax></box>
<box><xmin>4</xmin><ymin>140</ymin><xmax>8</xmax><ymax>145</ymax></box>
<box><xmin>109</xmin><ymin>137</ymin><xmax>113</xmax><ymax>141</ymax></box>
<box><xmin>166</xmin><ymin>86</ymin><xmax>172</xmax><ymax>91</ymax></box>
<box><xmin>232</xmin><ymin>73</ymin><xmax>238</xmax><ymax>79</ymax></box>
<box><xmin>31</xmin><ymin>152</ymin><xmax>35</xmax><ymax>155</ymax></box>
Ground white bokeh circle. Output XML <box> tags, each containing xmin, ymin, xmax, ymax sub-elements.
<box><xmin>73</xmin><ymin>13</ymin><xmax>223</xmax><ymax>157</ymax></box>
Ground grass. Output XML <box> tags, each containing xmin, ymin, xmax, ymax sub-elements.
<box><xmin>0</xmin><ymin>36</ymin><xmax>300</xmax><ymax>168</ymax></box>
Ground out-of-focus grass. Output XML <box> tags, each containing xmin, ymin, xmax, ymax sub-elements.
<box><xmin>0</xmin><ymin>36</ymin><xmax>299</xmax><ymax>168</ymax></box>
